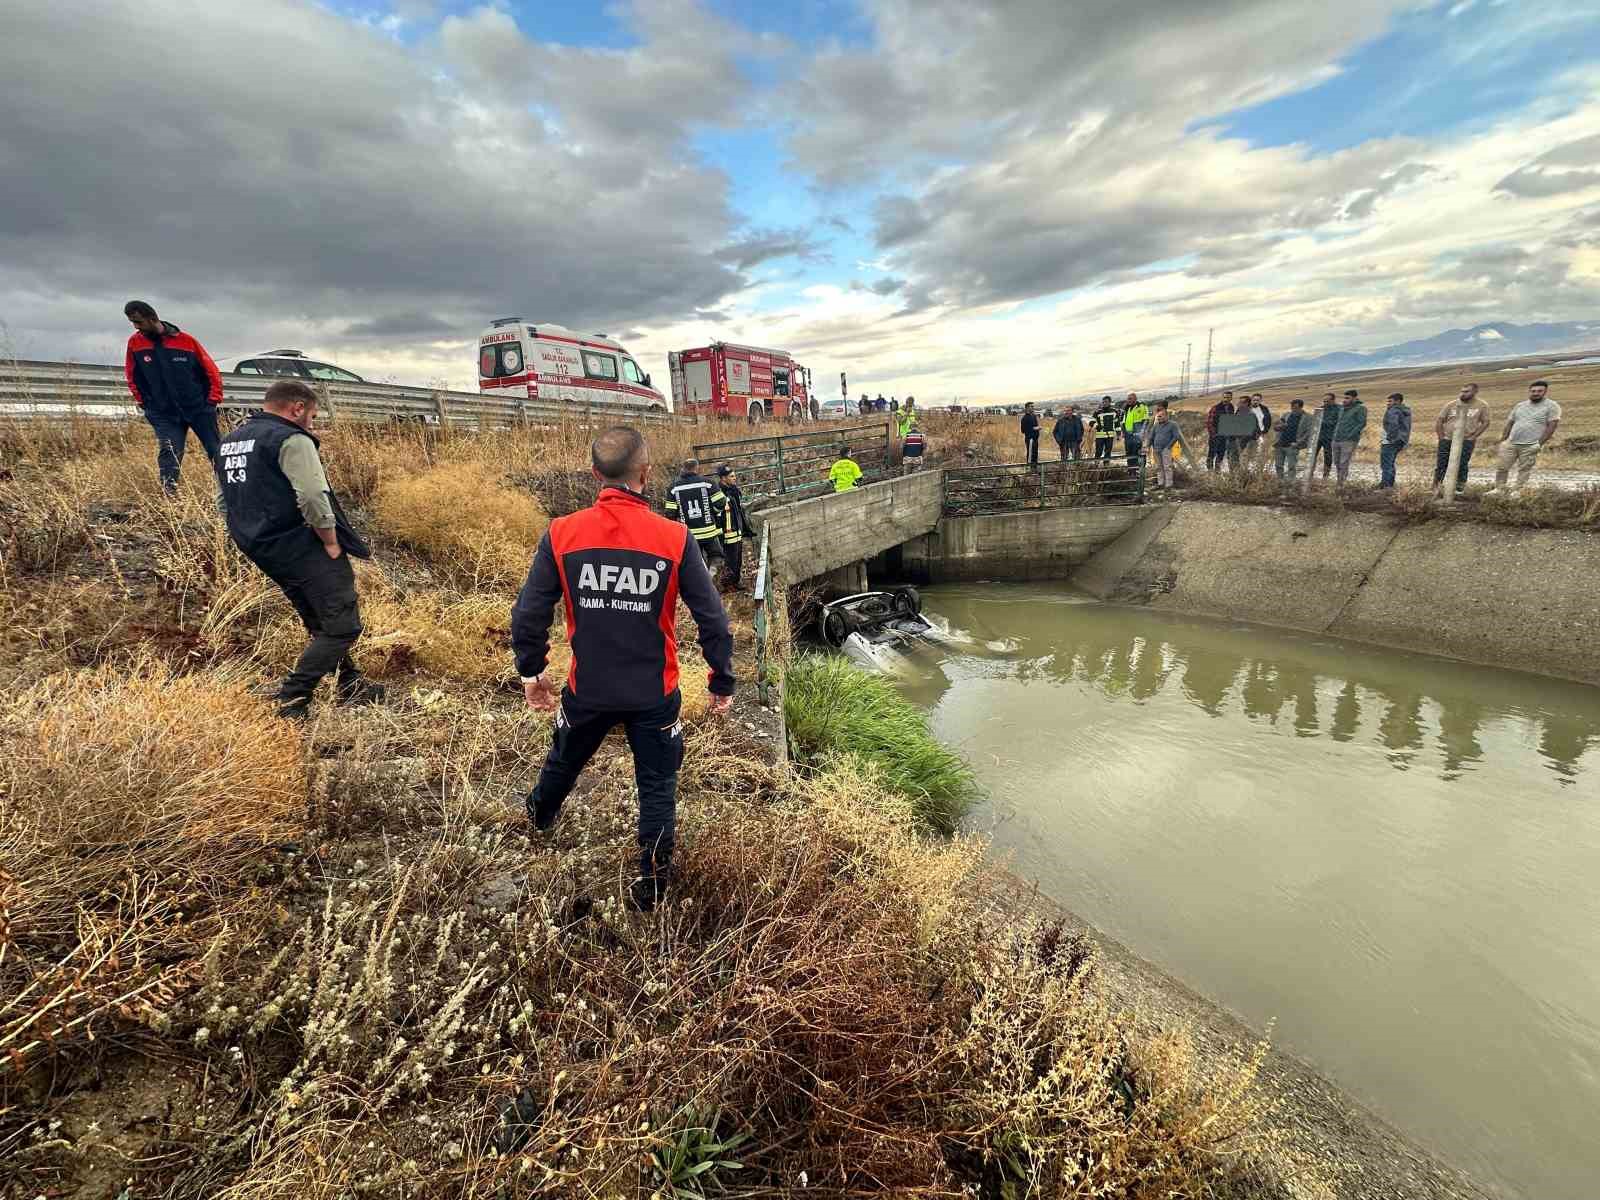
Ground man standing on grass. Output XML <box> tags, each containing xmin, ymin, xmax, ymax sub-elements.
<box><xmin>664</xmin><ymin>458</ymin><xmax>726</xmax><ymax>569</ymax></box>
<box><xmin>218</xmin><ymin>379</ymin><xmax>384</xmax><ymax>719</ymax></box>
<box><xmin>715</xmin><ymin>464</ymin><xmax>755</xmax><ymax>592</ymax></box>
<box><xmin>513</xmin><ymin>426</ymin><xmax>735</xmax><ymax>913</ymax></box>
<box><xmin>1273</xmin><ymin>398</ymin><xmax>1306</xmax><ymax>482</ymax></box>
<box><xmin>1490</xmin><ymin>380</ymin><xmax>1561</xmax><ymax>494</ymax></box>
<box><xmin>1378</xmin><ymin>393</ymin><xmax>1412</xmax><ymax>489</ymax></box>
<box><xmin>1146</xmin><ymin>403</ymin><xmax>1180</xmax><ymax>490</ymax></box>
<box><xmin>123</xmin><ymin>300</ymin><xmax>224</xmax><ymax>493</ymax></box>
<box><xmin>1332</xmin><ymin>389</ymin><xmax>1367</xmax><ymax>486</ymax></box>
<box><xmin>1205</xmin><ymin>391</ymin><xmax>1234</xmax><ymax>471</ymax></box>
<box><xmin>1434</xmin><ymin>384</ymin><xmax>1491</xmax><ymax>494</ymax></box>
<box><xmin>1020</xmin><ymin>401</ymin><xmax>1041</xmax><ymax>465</ymax></box>
<box><xmin>1315</xmin><ymin>392</ymin><xmax>1339</xmax><ymax>478</ymax></box>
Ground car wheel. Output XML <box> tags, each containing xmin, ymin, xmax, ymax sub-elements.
<box><xmin>747</xmin><ymin>402</ymin><xmax>767</xmax><ymax>425</ymax></box>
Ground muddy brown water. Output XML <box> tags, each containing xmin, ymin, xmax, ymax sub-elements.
<box><xmin>889</xmin><ymin>584</ymin><xmax>1600</xmax><ymax>1200</ymax></box>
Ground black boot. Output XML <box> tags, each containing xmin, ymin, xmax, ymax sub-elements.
<box><xmin>275</xmin><ymin>692</ymin><xmax>313</xmax><ymax>721</ymax></box>
<box><xmin>335</xmin><ymin>675</ymin><xmax>386</xmax><ymax>707</ymax></box>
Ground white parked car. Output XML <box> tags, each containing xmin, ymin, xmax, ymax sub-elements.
<box><xmin>817</xmin><ymin>398</ymin><xmax>853</xmax><ymax>420</ymax></box>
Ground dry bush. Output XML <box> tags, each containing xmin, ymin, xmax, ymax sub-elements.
<box><xmin>0</xmin><ymin>461</ymin><xmax>96</xmax><ymax>573</ymax></box>
<box><xmin>1</xmin><ymin>658</ymin><xmax>304</xmax><ymax>1070</ymax></box>
<box><xmin>372</xmin><ymin>462</ymin><xmax>549</xmax><ymax>589</ymax></box>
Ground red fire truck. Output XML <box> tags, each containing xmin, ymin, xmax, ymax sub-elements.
<box><xmin>668</xmin><ymin>342</ymin><xmax>812</xmax><ymax>423</ymax></box>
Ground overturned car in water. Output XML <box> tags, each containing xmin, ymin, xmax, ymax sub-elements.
<box><xmin>817</xmin><ymin>586</ymin><xmax>932</xmax><ymax>651</ymax></box>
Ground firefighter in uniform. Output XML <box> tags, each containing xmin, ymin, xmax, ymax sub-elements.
<box><xmin>664</xmin><ymin>458</ymin><xmax>726</xmax><ymax>567</ymax></box>
<box><xmin>512</xmin><ymin>427</ymin><xmax>736</xmax><ymax>912</ymax></box>
<box><xmin>1092</xmin><ymin>396</ymin><xmax>1119</xmax><ymax>461</ymax></box>
<box><xmin>714</xmin><ymin>464</ymin><xmax>755</xmax><ymax>591</ymax></box>
<box><xmin>216</xmin><ymin>379</ymin><xmax>385</xmax><ymax>718</ymax></box>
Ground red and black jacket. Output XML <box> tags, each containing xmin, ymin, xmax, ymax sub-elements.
<box><xmin>511</xmin><ymin>486</ymin><xmax>735</xmax><ymax>708</ymax></box>
<box><xmin>125</xmin><ymin>321</ymin><xmax>223</xmax><ymax>413</ymax></box>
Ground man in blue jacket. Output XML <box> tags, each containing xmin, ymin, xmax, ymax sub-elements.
<box><xmin>1378</xmin><ymin>392</ymin><xmax>1412</xmax><ymax>488</ymax></box>
<box><xmin>123</xmin><ymin>300</ymin><xmax>225</xmax><ymax>492</ymax></box>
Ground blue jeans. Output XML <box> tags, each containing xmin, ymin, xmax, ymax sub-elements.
<box><xmin>144</xmin><ymin>404</ymin><xmax>221</xmax><ymax>491</ymax></box>
<box><xmin>1379</xmin><ymin>441</ymin><xmax>1405</xmax><ymax>488</ymax></box>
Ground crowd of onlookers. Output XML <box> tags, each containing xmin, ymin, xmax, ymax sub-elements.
<box><xmin>1009</xmin><ymin>381</ymin><xmax>1564</xmax><ymax>495</ymax></box>
<box><xmin>1199</xmin><ymin>381</ymin><xmax>1562</xmax><ymax>493</ymax></box>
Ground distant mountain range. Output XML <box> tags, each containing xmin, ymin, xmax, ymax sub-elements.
<box><xmin>1248</xmin><ymin>321</ymin><xmax>1598</xmax><ymax>378</ymax></box>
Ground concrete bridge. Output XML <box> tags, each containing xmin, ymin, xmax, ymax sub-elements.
<box><xmin>754</xmin><ymin>470</ymin><xmax>1154</xmax><ymax>591</ymax></box>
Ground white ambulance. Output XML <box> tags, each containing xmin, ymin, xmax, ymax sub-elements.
<box><xmin>477</xmin><ymin>318</ymin><xmax>667</xmax><ymax>411</ymax></box>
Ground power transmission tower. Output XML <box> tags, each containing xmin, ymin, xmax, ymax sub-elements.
<box><xmin>1202</xmin><ymin>328</ymin><xmax>1213</xmax><ymax>396</ymax></box>
<box><xmin>1182</xmin><ymin>343</ymin><xmax>1192</xmax><ymax>399</ymax></box>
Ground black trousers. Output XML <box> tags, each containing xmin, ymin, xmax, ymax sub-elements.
<box><xmin>528</xmin><ymin>689</ymin><xmax>685</xmax><ymax>883</ymax></box>
<box><xmin>1024</xmin><ymin>433</ymin><xmax>1039</xmax><ymax>464</ymax></box>
<box><xmin>264</xmin><ymin>547</ymin><xmax>365</xmax><ymax>699</ymax></box>
<box><xmin>1206</xmin><ymin>434</ymin><xmax>1224</xmax><ymax>470</ymax></box>
<box><xmin>1316</xmin><ymin>441</ymin><xmax>1334</xmax><ymax>476</ymax></box>
<box><xmin>722</xmin><ymin>538</ymin><xmax>744</xmax><ymax>587</ymax></box>
<box><xmin>1094</xmin><ymin>436</ymin><xmax>1114</xmax><ymax>460</ymax></box>
<box><xmin>144</xmin><ymin>403</ymin><xmax>221</xmax><ymax>491</ymax></box>
<box><xmin>695</xmin><ymin>535</ymin><xmax>724</xmax><ymax>568</ymax></box>
<box><xmin>1433</xmin><ymin>438</ymin><xmax>1476</xmax><ymax>489</ymax></box>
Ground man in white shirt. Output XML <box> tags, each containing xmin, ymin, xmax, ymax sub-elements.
<box><xmin>1490</xmin><ymin>381</ymin><xmax>1561</xmax><ymax>493</ymax></box>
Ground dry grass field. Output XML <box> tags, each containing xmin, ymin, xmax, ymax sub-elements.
<box><xmin>0</xmin><ymin>417</ymin><xmax>1308</xmax><ymax>1200</ymax></box>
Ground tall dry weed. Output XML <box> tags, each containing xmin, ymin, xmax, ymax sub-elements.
<box><xmin>372</xmin><ymin>462</ymin><xmax>549</xmax><ymax>589</ymax></box>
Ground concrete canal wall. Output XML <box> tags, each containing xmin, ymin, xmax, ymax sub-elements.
<box><xmin>1075</xmin><ymin>501</ymin><xmax>1600</xmax><ymax>685</ymax></box>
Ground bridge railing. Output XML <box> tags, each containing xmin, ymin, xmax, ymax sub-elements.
<box><xmin>943</xmin><ymin>456</ymin><xmax>1146</xmax><ymax>516</ymax></box>
<box><xmin>693</xmin><ymin>419</ymin><xmax>893</xmax><ymax>504</ymax></box>
<box><xmin>0</xmin><ymin>359</ymin><xmax>691</xmax><ymax>428</ymax></box>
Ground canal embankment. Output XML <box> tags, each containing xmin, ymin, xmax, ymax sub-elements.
<box><xmin>1073</xmin><ymin>501</ymin><xmax>1600</xmax><ymax>684</ymax></box>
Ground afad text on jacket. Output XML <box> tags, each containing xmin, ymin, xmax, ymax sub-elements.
<box><xmin>218</xmin><ymin>412</ymin><xmax>370</xmax><ymax>572</ymax></box>
<box><xmin>511</xmin><ymin>486</ymin><xmax>735</xmax><ymax>710</ymax></box>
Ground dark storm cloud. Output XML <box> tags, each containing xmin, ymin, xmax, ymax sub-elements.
<box><xmin>714</xmin><ymin>228</ymin><xmax>825</xmax><ymax>270</ymax></box>
<box><xmin>1496</xmin><ymin>134</ymin><xmax>1600</xmax><ymax>198</ymax></box>
<box><xmin>849</xmin><ymin>277</ymin><xmax>906</xmax><ymax>296</ymax></box>
<box><xmin>786</xmin><ymin>0</ymin><xmax>1423</xmax><ymax>309</ymax></box>
<box><xmin>0</xmin><ymin>0</ymin><xmax>753</xmax><ymax>367</ymax></box>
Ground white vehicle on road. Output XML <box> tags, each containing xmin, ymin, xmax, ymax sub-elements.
<box><xmin>477</xmin><ymin>318</ymin><xmax>667</xmax><ymax>411</ymax></box>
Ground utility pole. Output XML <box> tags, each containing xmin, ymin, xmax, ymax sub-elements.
<box><xmin>1182</xmin><ymin>342</ymin><xmax>1192</xmax><ymax>399</ymax></box>
<box><xmin>1202</xmin><ymin>328</ymin><xmax>1213</xmax><ymax>397</ymax></box>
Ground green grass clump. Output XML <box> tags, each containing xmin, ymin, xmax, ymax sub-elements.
<box><xmin>783</xmin><ymin>653</ymin><xmax>978</xmax><ymax>834</ymax></box>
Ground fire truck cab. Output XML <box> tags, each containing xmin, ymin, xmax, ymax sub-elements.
<box><xmin>478</xmin><ymin>318</ymin><xmax>667</xmax><ymax>411</ymax></box>
<box><xmin>668</xmin><ymin>342</ymin><xmax>811</xmax><ymax>423</ymax></box>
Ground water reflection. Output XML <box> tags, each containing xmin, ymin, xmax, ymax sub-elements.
<box><xmin>920</xmin><ymin>591</ymin><xmax>1597</xmax><ymax>784</ymax></box>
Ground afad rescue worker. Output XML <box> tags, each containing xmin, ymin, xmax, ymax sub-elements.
<box><xmin>218</xmin><ymin>379</ymin><xmax>385</xmax><ymax>718</ymax></box>
<box><xmin>828</xmin><ymin>445</ymin><xmax>863</xmax><ymax>492</ymax></box>
<box><xmin>664</xmin><ymin>458</ymin><xmax>725</xmax><ymax>567</ymax></box>
<box><xmin>123</xmin><ymin>300</ymin><xmax>225</xmax><ymax>492</ymax></box>
<box><xmin>715</xmin><ymin>464</ymin><xmax>755</xmax><ymax>592</ymax></box>
<box><xmin>1092</xmin><ymin>396</ymin><xmax>1118</xmax><ymax>460</ymax></box>
<box><xmin>511</xmin><ymin>426</ymin><xmax>735</xmax><ymax>912</ymax></box>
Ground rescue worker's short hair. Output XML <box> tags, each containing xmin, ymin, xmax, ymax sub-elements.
<box><xmin>1291</xmin><ymin>398</ymin><xmax>1305</xmax><ymax>407</ymax></box>
<box><xmin>124</xmin><ymin>299</ymin><xmax>157</xmax><ymax>320</ymax></box>
<box><xmin>592</xmin><ymin>426</ymin><xmax>647</xmax><ymax>481</ymax></box>
<box><xmin>1531</xmin><ymin>379</ymin><xmax>1549</xmax><ymax>388</ymax></box>
<box><xmin>1343</xmin><ymin>389</ymin><xmax>1359</xmax><ymax>398</ymax></box>
<box><xmin>264</xmin><ymin>379</ymin><xmax>317</xmax><ymax>408</ymax></box>
<box><xmin>683</xmin><ymin>457</ymin><xmax>699</xmax><ymax>471</ymax></box>
<box><xmin>1388</xmin><ymin>392</ymin><xmax>1404</xmax><ymax>401</ymax></box>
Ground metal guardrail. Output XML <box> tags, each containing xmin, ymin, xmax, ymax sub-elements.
<box><xmin>0</xmin><ymin>359</ymin><xmax>691</xmax><ymax>428</ymax></box>
<box><xmin>693</xmin><ymin>419</ymin><xmax>894</xmax><ymax>503</ymax></box>
<box><xmin>752</xmin><ymin>525</ymin><xmax>775</xmax><ymax>708</ymax></box>
<box><xmin>943</xmin><ymin>456</ymin><xmax>1147</xmax><ymax>516</ymax></box>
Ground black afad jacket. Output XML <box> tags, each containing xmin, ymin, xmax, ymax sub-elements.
<box><xmin>511</xmin><ymin>486</ymin><xmax>735</xmax><ymax>709</ymax></box>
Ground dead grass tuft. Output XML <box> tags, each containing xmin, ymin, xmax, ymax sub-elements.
<box><xmin>372</xmin><ymin>461</ymin><xmax>549</xmax><ymax>588</ymax></box>
<box><xmin>1</xmin><ymin>657</ymin><xmax>303</xmax><ymax>1070</ymax></box>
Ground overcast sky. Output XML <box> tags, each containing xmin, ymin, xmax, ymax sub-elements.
<box><xmin>2</xmin><ymin>0</ymin><xmax>1597</xmax><ymax>400</ymax></box>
